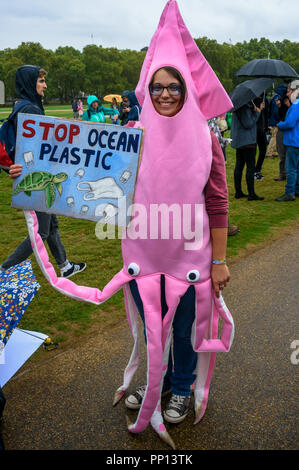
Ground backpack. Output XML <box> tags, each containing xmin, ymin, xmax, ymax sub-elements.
<box><xmin>0</xmin><ymin>100</ymin><xmax>32</xmax><ymax>170</ymax></box>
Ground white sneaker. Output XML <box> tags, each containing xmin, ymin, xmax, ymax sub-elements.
<box><xmin>61</xmin><ymin>262</ymin><xmax>86</xmax><ymax>278</ymax></box>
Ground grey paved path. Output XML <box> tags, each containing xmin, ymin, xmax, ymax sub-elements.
<box><xmin>1</xmin><ymin>228</ymin><xmax>298</xmax><ymax>450</ymax></box>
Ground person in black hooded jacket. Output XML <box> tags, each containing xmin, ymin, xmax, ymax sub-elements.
<box><xmin>1</xmin><ymin>65</ymin><xmax>86</xmax><ymax>279</ymax></box>
<box><xmin>121</xmin><ymin>91</ymin><xmax>142</xmax><ymax>125</ymax></box>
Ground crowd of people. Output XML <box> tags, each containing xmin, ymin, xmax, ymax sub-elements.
<box><xmin>71</xmin><ymin>91</ymin><xmax>142</xmax><ymax>126</ymax></box>
<box><xmin>73</xmin><ymin>76</ymin><xmax>299</xmax><ymax>210</ymax></box>
<box><xmin>230</xmin><ymin>80</ymin><xmax>299</xmax><ymax>202</ymax></box>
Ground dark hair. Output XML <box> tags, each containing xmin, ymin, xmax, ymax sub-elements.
<box><xmin>149</xmin><ymin>66</ymin><xmax>187</xmax><ymax>104</ymax></box>
<box><xmin>38</xmin><ymin>68</ymin><xmax>47</xmax><ymax>78</ymax></box>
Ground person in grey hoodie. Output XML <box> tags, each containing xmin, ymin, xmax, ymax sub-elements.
<box><xmin>231</xmin><ymin>101</ymin><xmax>265</xmax><ymax>201</ymax></box>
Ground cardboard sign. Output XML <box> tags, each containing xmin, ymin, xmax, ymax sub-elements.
<box><xmin>12</xmin><ymin>114</ymin><xmax>143</xmax><ymax>226</ymax></box>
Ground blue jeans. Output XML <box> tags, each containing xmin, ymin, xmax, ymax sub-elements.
<box><xmin>129</xmin><ymin>276</ymin><xmax>197</xmax><ymax>396</ymax></box>
<box><xmin>285</xmin><ymin>146</ymin><xmax>299</xmax><ymax>195</ymax></box>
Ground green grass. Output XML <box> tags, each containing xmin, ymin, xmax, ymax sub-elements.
<box><xmin>1</xmin><ymin>107</ymin><xmax>298</xmax><ymax>348</ymax></box>
<box><xmin>0</xmin><ymin>103</ymin><xmax>115</xmax><ymax>122</ymax></box>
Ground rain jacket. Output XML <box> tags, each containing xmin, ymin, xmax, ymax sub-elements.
<box><xmin>13</xmin><ymin>65</ymin><xmax>44</xmax><ymax>131</ymax></box>
<box><xmin>268</xmin><ymin>84</ymin><xmax>287</xmax><ymax>127</ymax></box>
<box><xmin>277</xmin><ymin>97</ymin><xmax>299</xmax><ymax>147</ymax></box>
<box><xmin>82</xmin><ymin>95</ymin><xmax>119</xmax><ymax>123</ymax></box>
<box><xmin>8</xmin><ymin>65</ymin><xmax>44</xmax><ymax>165</ymax></box>
<box><xmin>122</xmin><ymin>91</ymin><xmax>141</xmax><ymax>125</ymax></box>
<box><xmin>230</xmin><ymin>104</ymin><xmax>260</xmax><ymax>149</ymax></box>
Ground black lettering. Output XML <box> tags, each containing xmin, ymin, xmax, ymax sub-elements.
<box><xmin>49</xmin><ymin>145</ymin><xmax>58</xmax><ymax>162</ymax></box>
<box><xmin>127</xmin><ymin>133</ymin><xmax>140</xmax><ymax>154</ymax></box>
<box><xmin>88</xmin><ymin>129</ymin><xmax>98</xmax><ymax>146</ymax></box>
<box><xmin>102</xmin><ymin>152</ymin><xmax>113</xmax><ymax>170</ymax></box>
<box><xmin>70</xmin><ymin>147</ymin><xmax>81</xmax><ymax>165</ymax></box>
<box><xmin>82</xmin><ymin>149</ymin><xmax>95</xmax><ymax>167</ymax></box>
<box><xmin>39</xmin><ymin>143</ymin><xmax>51</xmax><ymax>160</ymax></box>
<box><xmin>95</xmin><ymin>150</ymin><xmax>101</xmax><ymax>168</ymax></box>
<box><xmin>116</xmin><ymin>132</ymin><xmax>127</xmax><ymax>152</ymax></box>
<box><xmin>99</xmin><ymin>130</ymin><xmax>108</xmax><ymax>148</ymax></box>
<box><xmin>59</xmin><ymin>147</ymin><xmax>69</xmax><ymax>164</ymax></box>
<box><xmin>107</xmin><ymin>131</ymin><xmax>117</xmax><ymax>150</ymax></box>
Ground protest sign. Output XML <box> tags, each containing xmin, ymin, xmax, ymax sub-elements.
<box><xmin>12</xmin><ymin>114</ymin><xmax>143</xmax><ymax>226</ymax></box>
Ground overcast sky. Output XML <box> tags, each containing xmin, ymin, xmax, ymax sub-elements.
<box><xmin>1</xmin><ymin>0</ymin><xmax>298</xmax><ymax>52</ymax></box>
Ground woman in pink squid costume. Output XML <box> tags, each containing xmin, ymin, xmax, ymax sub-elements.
<box><xmin>24</xmin><ymin>0</ymin><xmax>234</xmax><ymax>449</ymax></box>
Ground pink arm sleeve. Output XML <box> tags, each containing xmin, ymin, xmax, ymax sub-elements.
<box><xmin>205</xmin><ymin>131</ymin><xmax>229</xmax><ymax>228</ymax></box>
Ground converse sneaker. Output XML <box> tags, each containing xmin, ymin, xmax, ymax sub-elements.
<box><xmin>125</xmin><ymin>385</ymin><xmax>171</xmax><ymax>410</ymax></box>
<box><xmin>61</xmin><ymin>262</ymin><xmax>86</xmax><ymax>278</ymax></box>
<box><xmin>163</xmin><ymin>394</ymin><xmax>191</xmax><ymax>424</ymax></box>
<box><xmin>125</xmin><ymin>385</ymin><xmax>146</xmax><ymax>409</ymax></box>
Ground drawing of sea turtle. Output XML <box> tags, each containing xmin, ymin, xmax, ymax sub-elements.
<box><xmin>13</xmin><ymin>171</ymin><xmax>68</xmax><ymax>208</ymax></box>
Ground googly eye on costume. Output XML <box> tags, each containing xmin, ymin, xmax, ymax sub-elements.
<box><xmin>186</xmin><ymin>270</ymin><xmax>200</xmax><ymax>282</ymax></box>
<box><xmin>127</xmin><ymin>263</ymin><xmax>140</xmax><ymax>276</ymax></box>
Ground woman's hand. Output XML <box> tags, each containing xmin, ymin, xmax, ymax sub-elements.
<box><xmin>9</xmin><ymin>164</ymin><xmax>23</xmax><ymax>179</ymax></box>
<box><xmin>211</xmin><ymin>263</ymin><xmax>230</xmax><ymax>298</ymax></box>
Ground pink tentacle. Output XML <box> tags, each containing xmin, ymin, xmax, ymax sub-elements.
<box><xmin>24</xmin><ymin>210</ymin><xmax>131</xmax><ymax>304</ymax></box>
<box><xmin>193</xmin><ymin>280</ymin><xmax>234</xmax><ymax>352</ymax></box>
<box><xmin>193</xmin><ymin>286</ymin><xmax>233</xmax><ymax>424</ymax></box>
<box><xmin>127</xmin><ymin>274</ymin><xmax>163</xmax><ymax>433</ymax></box>
<box><xmin>113</xmin><ymin>284</ymin><xmax>141</xmax><ymax>406</ymax></box>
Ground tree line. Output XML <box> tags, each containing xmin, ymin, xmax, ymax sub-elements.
<box><xmin>0</xmin><ymin>38</ymin><xmax>298</xmax><ymax>104</ymax></box>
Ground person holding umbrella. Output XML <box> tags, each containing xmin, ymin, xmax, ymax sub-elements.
<box><xmin>229</xmin><ymin>78</ymin><xmax>272</xmax><ymax>200</ymax></box>
<box><xmin>275</xmin><ymin>88</ymin><xmax>299</xmax><ymax>201</ymax></box>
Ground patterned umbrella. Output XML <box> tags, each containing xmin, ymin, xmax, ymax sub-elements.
<box><xmin>0</xmin><ymin>260</ymin><xmax>40</xmax><ymax>347</ymax></box>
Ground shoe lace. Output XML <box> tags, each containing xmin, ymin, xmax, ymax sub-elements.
<box><xmin>135</xmin><ymin>385</ymin><xmax>146</xmax><ymax>398</ymax></box>
<box><xmin>168</xmin><ymin>394</ymin><xmax>185</xmax><ymax>409</ymax></box>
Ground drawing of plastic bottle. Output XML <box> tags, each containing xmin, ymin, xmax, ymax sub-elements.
<box><xmin>23</xmin><ymin>151</ymin><xmax>34</xmax><ymax>167</ymax></box>
<box><xmin>80</xmin><ymin>205</ymin><xmax>89</xmax><ymax>215</ymax></box>
<box><xmin>119</xmin><ymin>170</ymin><xmax>131</xmax><ymax>184</ymax></box>
<box><xmin>75</xmin><ymin>168</ymin><xmax>85</xmax><ymax>178</ymax></box>
<box><xmin>66</xmin><ymin>196</ymin><xmax>74</xmax><ymax>207</ymax></box>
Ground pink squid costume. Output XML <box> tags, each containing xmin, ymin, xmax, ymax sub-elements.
<box><xmin>24</xmin><ymin>0</ymin><xmax>234</xmax><ymax>449</ymax></box>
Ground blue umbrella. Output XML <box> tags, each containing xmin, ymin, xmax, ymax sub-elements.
<box><xmin>0</xmin><ymin>260</ymin><xmax>40</xmax><ymax>347</ymax></box>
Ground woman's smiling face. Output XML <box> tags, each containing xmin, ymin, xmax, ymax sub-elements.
<box><xmin>150</xmin><ymin>68</ymin><xmax>184</xmax><ymax>117</ymax></box>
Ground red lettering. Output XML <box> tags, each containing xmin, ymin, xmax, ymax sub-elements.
<box><xmin>69</xmin><ymin>124</ymin><xmax>80</xmax><ymax>144</ymax></box>
<box><xmin>22</xmin><ymin>120</ymin><xmax>36</xmax><ymax>138</ymax></box>
<box><xmin>39</xmin><ymin>122</ymin><xmax>55</xmax><ymax>140</ymax></box>
<box><xmin>55</xmin><ymin>124</ymin><xmax>68</xmax><ymax>142</ymax></box>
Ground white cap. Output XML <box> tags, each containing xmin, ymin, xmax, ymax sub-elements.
<box><xmin>288</xmin><ymin>80</ymin><xmax>299</xmax><ymax>90</ymax></box>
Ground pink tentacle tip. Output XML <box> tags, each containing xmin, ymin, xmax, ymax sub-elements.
<box><xmin>112</xmin><ymin>389</ymin><xmax>125</xmax><ymax>406</ymax></box>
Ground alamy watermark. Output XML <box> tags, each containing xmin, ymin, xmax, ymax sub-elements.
<box><xmin>290</xmin><ymin>340</ymin><xmax>299</xmax><ymax>365</ymax></box>
<box><xmin>95</xmin><ymin>200</ymin><xmax>204</xmax><ymax>251</ymax></box>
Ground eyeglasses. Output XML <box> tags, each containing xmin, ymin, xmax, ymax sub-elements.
<box><xmin>149</xmin><ymin>83</ymin><xmax>182</xmax><ymax>96</ymax></box>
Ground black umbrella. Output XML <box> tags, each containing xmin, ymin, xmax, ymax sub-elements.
<box><xmin>229</xmin><ymin>78</ymin><xmax>274</xmax><ymax>111</ymax></box>
<box><xmin>236</xmin><ymin>59</ymin><xmax>299</xmax><ymax>79</ymax></box>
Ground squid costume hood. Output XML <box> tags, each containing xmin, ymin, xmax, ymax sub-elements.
<box><xmin>25</xmin><ymin>0</ymin><xmax>234</xmax><ymax>449</ymax></box>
